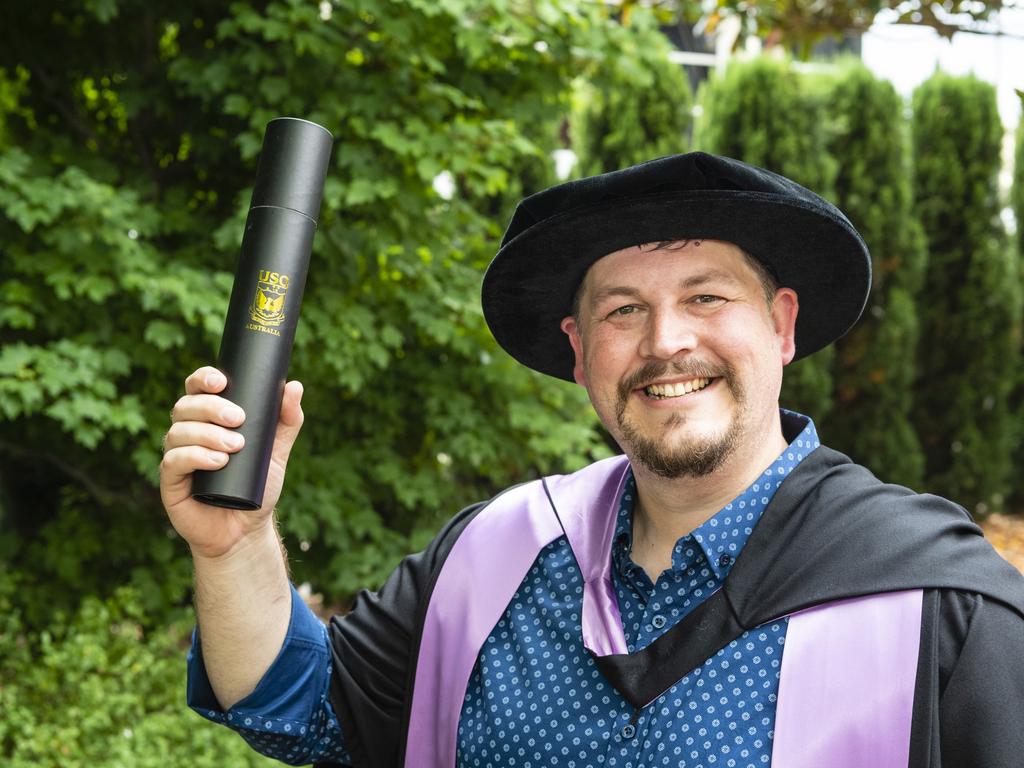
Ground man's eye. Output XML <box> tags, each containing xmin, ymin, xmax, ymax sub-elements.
<box><xmin>694</xmin><ymin>295</ymin><xmax>725</xmax><ymax>305</ymax></box>
<box><xmin>609</xmin><ymin>305</ymin><xmax>638</xmax><ymax>317</ymax></box>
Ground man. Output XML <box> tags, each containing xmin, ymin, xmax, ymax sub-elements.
<box><xmin>162</xmin><ymin>152</ymin><xmax>1024</xmax><ymax>768</ymax></box>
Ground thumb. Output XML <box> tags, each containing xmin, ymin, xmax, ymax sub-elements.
<box><xmin>280</xmin><ymin>380</ymin><xmax>304</xmax><ymax>428</ymax></box>
<box><xmin>273</xmin><ymin>380</ymin><xmax>305</xmax><ymax>457</ymax></box>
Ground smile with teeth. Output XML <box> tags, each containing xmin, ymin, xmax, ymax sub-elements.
<box><xmin>644</xmin><ymin>377</ymin><xmax>713</xmax><ymax>399</ymax></box>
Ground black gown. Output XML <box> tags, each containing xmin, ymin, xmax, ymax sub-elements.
<box><xmin>321</xmin><ymin>420</ymin><xmax>1024</xmax><ymax>767</ymax></box>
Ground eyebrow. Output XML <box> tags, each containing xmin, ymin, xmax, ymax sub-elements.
<box><xmin>588</xmin><ymin>269</ymin><xmax>743</xmax><ymax>308</ymax></box>
<box><xmin>588</xmin><ymin>286</ymin><xmax>643</xmax><ymax>306</ymax></box>
<box><xmin>678</xmin><ymin>269</ymin><xmax>744</xmax><ymax>290</ymax></box>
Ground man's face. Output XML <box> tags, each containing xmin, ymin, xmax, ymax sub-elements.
<box><xmin>560</xmin><ymin>240</ymin><xmax>798</xmax><ymax>479</ymax></box>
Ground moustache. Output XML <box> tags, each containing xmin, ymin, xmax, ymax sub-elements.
<box><xmin>617</xmin><ymin>360</ymin><xmax>729</xmax><ymax>402</ymax></box>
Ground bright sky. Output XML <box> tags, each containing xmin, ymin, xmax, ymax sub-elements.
<box><xmin>861</xmin><ymin>9</ymin><xmax>1024</xmax><ymax>130</ymax></box>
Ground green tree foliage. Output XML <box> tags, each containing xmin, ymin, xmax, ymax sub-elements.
<box><xmin>695</xmin><ymin>56</ymin><xmax>837</xmax><ymax>423</ymax></box>
<box><xmin>819</xmin><ymin>61</ymin><xmax>927</xmax><ymax>488</ymax></box>
<box><xmin>911</xmin><ymin>72</ymin><xmax>1020</xmax><ymax>512</ymax></box>
<box><xmin>0</xmin><ymin>574</ymin><xmax>279</xmax><ymax>767</ymax></box>
<box><xmin>0</xmin><ymin>0</ymin><xmax>667</xmax><ymax>633</ymax></box>
<box><xmin>571</xmin><ymin>14</ymin><xmax>692</xmax><ymax>176</ymax></box>
<box><xmin>698</xmin><ymin>0</ymin><xmax>1009</xmax><ymax>57</ymax></box>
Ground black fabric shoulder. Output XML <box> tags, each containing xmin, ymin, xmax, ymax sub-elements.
<box><xmin>937</xmin><ymin>594</ymin><xmax>1024</xmax><ymax>765</ymax></box>
<box><xmin>318</xmin><ymin>499</ymin><xmax>490</xmax><ymax>768</ymax></box>
<box><xmin>728</xmin><ymin>446</ymin><xmax>1024</xmax><ymax>627</ymax></box>
<box><xmin>936</xmin><ymin>590</ymin><xmax>977</xmax><ymax>697</ymax></box>
<box><xmin>909</xmin><ymin>589</ymin><xmax>990</xmax><ymax>767</ymax></box>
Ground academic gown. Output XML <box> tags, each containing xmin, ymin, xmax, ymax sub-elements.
<box><xmin>319</xmin><ymin>433</ymin><xmax>1024</xmax><ymax>768</ymax></box>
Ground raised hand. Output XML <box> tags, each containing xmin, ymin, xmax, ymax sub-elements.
<box><xmin>160</xmin><ymin>366</ymin><xmax>304</xmax><ymax>560</ymax></box>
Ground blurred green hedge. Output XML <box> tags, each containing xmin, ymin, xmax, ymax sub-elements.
<box><xmin>0</xmin><ymin>573</ymin><xmax>278</xmax><ymax>767</ymax></box>
<box><xmin>911</xmin><ymin>72</ymin><xmax>1019</xmax><ymax>513</ymax></box>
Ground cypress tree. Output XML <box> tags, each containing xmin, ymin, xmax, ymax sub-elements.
<box><xmin>1009</xmin><ymin>115</ymin><xmax>1024</xmax><ymax>507</ymax></box>
<box><xmin>571</xmin><ymin>17</ymin><xmax>693</xmax><ymax>175</ymax></box>
<box><xmin>696</xmin><ymin>56</ymin><xmax>836</xmax><ymax>422</ymax></box>
<box><xmin>1015</xmin><ymin>116</ymin><xmax>1024</xmax><ymax>260</ymax></box>
<box><xmin>822</xmin><ymin>62</ymin><xmax>927</xmax><ymax>489</ymax></box>
<box><xmin>911</xmin><ymin>72</ymin><xmax>1020</xmax><ymax>513</ymax></box>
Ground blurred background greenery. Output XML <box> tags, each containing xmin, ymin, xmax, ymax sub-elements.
<box><xmin>2</xmin><ymin>0</ymin><xmax>1023</xmax><ymax>765</ymax></box>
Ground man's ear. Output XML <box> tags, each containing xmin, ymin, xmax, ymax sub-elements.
<box><xmin>559</xmin><ymin>316</ymin><xmax>587</xmax><ymax>387</ymax></box>
<box><xmin>771</xmin><ymin>288</ymin><xmax>799</xmax><ymax>366</ymax></box>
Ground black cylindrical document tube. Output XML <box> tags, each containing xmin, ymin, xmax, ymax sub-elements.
<box><xmin>192</xmin><ymin>117</ymin><xmax>332</xmax><ymax>510</ymax></box>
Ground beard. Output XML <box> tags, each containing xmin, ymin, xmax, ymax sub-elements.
<box><xmin>612</xmin><ymin>359</ymin><xmax>745</xmax><ymax>479</ymax></box>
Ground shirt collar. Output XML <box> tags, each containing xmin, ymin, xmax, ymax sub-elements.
<box><xmin>613</xmin><ymin>409</ymin><xmax>820</xmax><ymax>581</ymax></box>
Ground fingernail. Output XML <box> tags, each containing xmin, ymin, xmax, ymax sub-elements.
<box><xmin>206</xmin><ymin>372</ymin><xmax>224</xmax><ymax>389</ymax></box>
<box><xmin>224</xmin><ymin>432</ymin><xmax>244</xmax><ymax>449</ymax></box>
<box><xmin>220</xmin><ymin>406</ymin><xmax>243</xmax><ymax>424</ymax></box>
<box><xmin>208</xmin><ymin>450</ymin><xmax>228</xmax><ymax>463</ymax></box>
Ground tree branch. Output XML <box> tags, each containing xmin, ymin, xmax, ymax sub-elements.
<box><xmin>0</xmin><ymin>438</ymin><xmax>140</xmax><ymax>509</ymax></box>
<box><xmin>31</xmin><ymin>66</ymin><xmax>101</xmax><ymax>146</ymax></box>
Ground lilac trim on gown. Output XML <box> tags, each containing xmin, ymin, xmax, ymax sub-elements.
<box><xmin>403</xmin><ymin>455</ymin><xmax>629</xmax><ymax>767</ymax></box>
<box><xmin>771</xmin><ymin>589</ymin><xmax>923</xmax><ymax>768</ymax></box>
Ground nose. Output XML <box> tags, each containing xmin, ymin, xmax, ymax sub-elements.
<box><xmin>638</xmin><ymin>307</ymin><xmax>698</xmax><ymax>360</ymax></box>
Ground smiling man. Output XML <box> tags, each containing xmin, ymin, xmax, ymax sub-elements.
<box><xmin>559</xmin><ymin>239</ymin><xmax>798</xmax><ymax>578</ymax></box>
<box><xmin>167</xmin><ymin>152</ymin><xmax>1024</xmax><ymax>768</ymax></box>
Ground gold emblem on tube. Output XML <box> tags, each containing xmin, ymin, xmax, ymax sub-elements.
<box><xmin>246</xmin><ymin>269</ymin><xmax>290</xmax><ymax>336</ymax></box>
<box><xmin>250</xmin><ymin>269</ymin><xmax>290</xmax><ymax>328</ymax></box>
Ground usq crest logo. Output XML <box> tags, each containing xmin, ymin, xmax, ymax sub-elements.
<box><xmin>250</xmin><ymin>269</ymin><xmax>290</xmax><ymax>328</ymax></box>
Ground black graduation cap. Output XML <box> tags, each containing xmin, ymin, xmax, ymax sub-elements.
<box><xmin>481</xmin><ymin>151</ymin><xmax>872</xmax><ymax>381</ymax></box>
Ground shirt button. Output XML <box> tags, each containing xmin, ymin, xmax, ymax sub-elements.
<box><xmin>621</xmin><ymin>723</ymin><xmax>636</xmax><ymax>739</ymax></box>
<box><xmin>719</xmin><ymin>554</ymin><xmax>732</xmax><ymax>567</ymax></box>
<box><xmin>651</xmin><ymin>614</ymin><xmax>667</xmax><ymax>629</ymax></box>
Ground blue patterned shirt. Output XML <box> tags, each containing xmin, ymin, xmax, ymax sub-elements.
<box><xmin>188</xmin><ymin>411</ymin><xmax>820</xmax><ymax>767</ymax></box>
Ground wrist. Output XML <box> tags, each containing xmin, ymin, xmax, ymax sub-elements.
<box><xmin>191</xmin><ymin>516</ymin><xmax>283</xmax><ymax>573</ymax></box>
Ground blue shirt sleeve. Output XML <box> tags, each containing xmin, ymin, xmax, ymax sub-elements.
<box><xmin>187</xmin><ymin>583</ymin><xmax>352</xmax><ymax>766</ymax></box>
